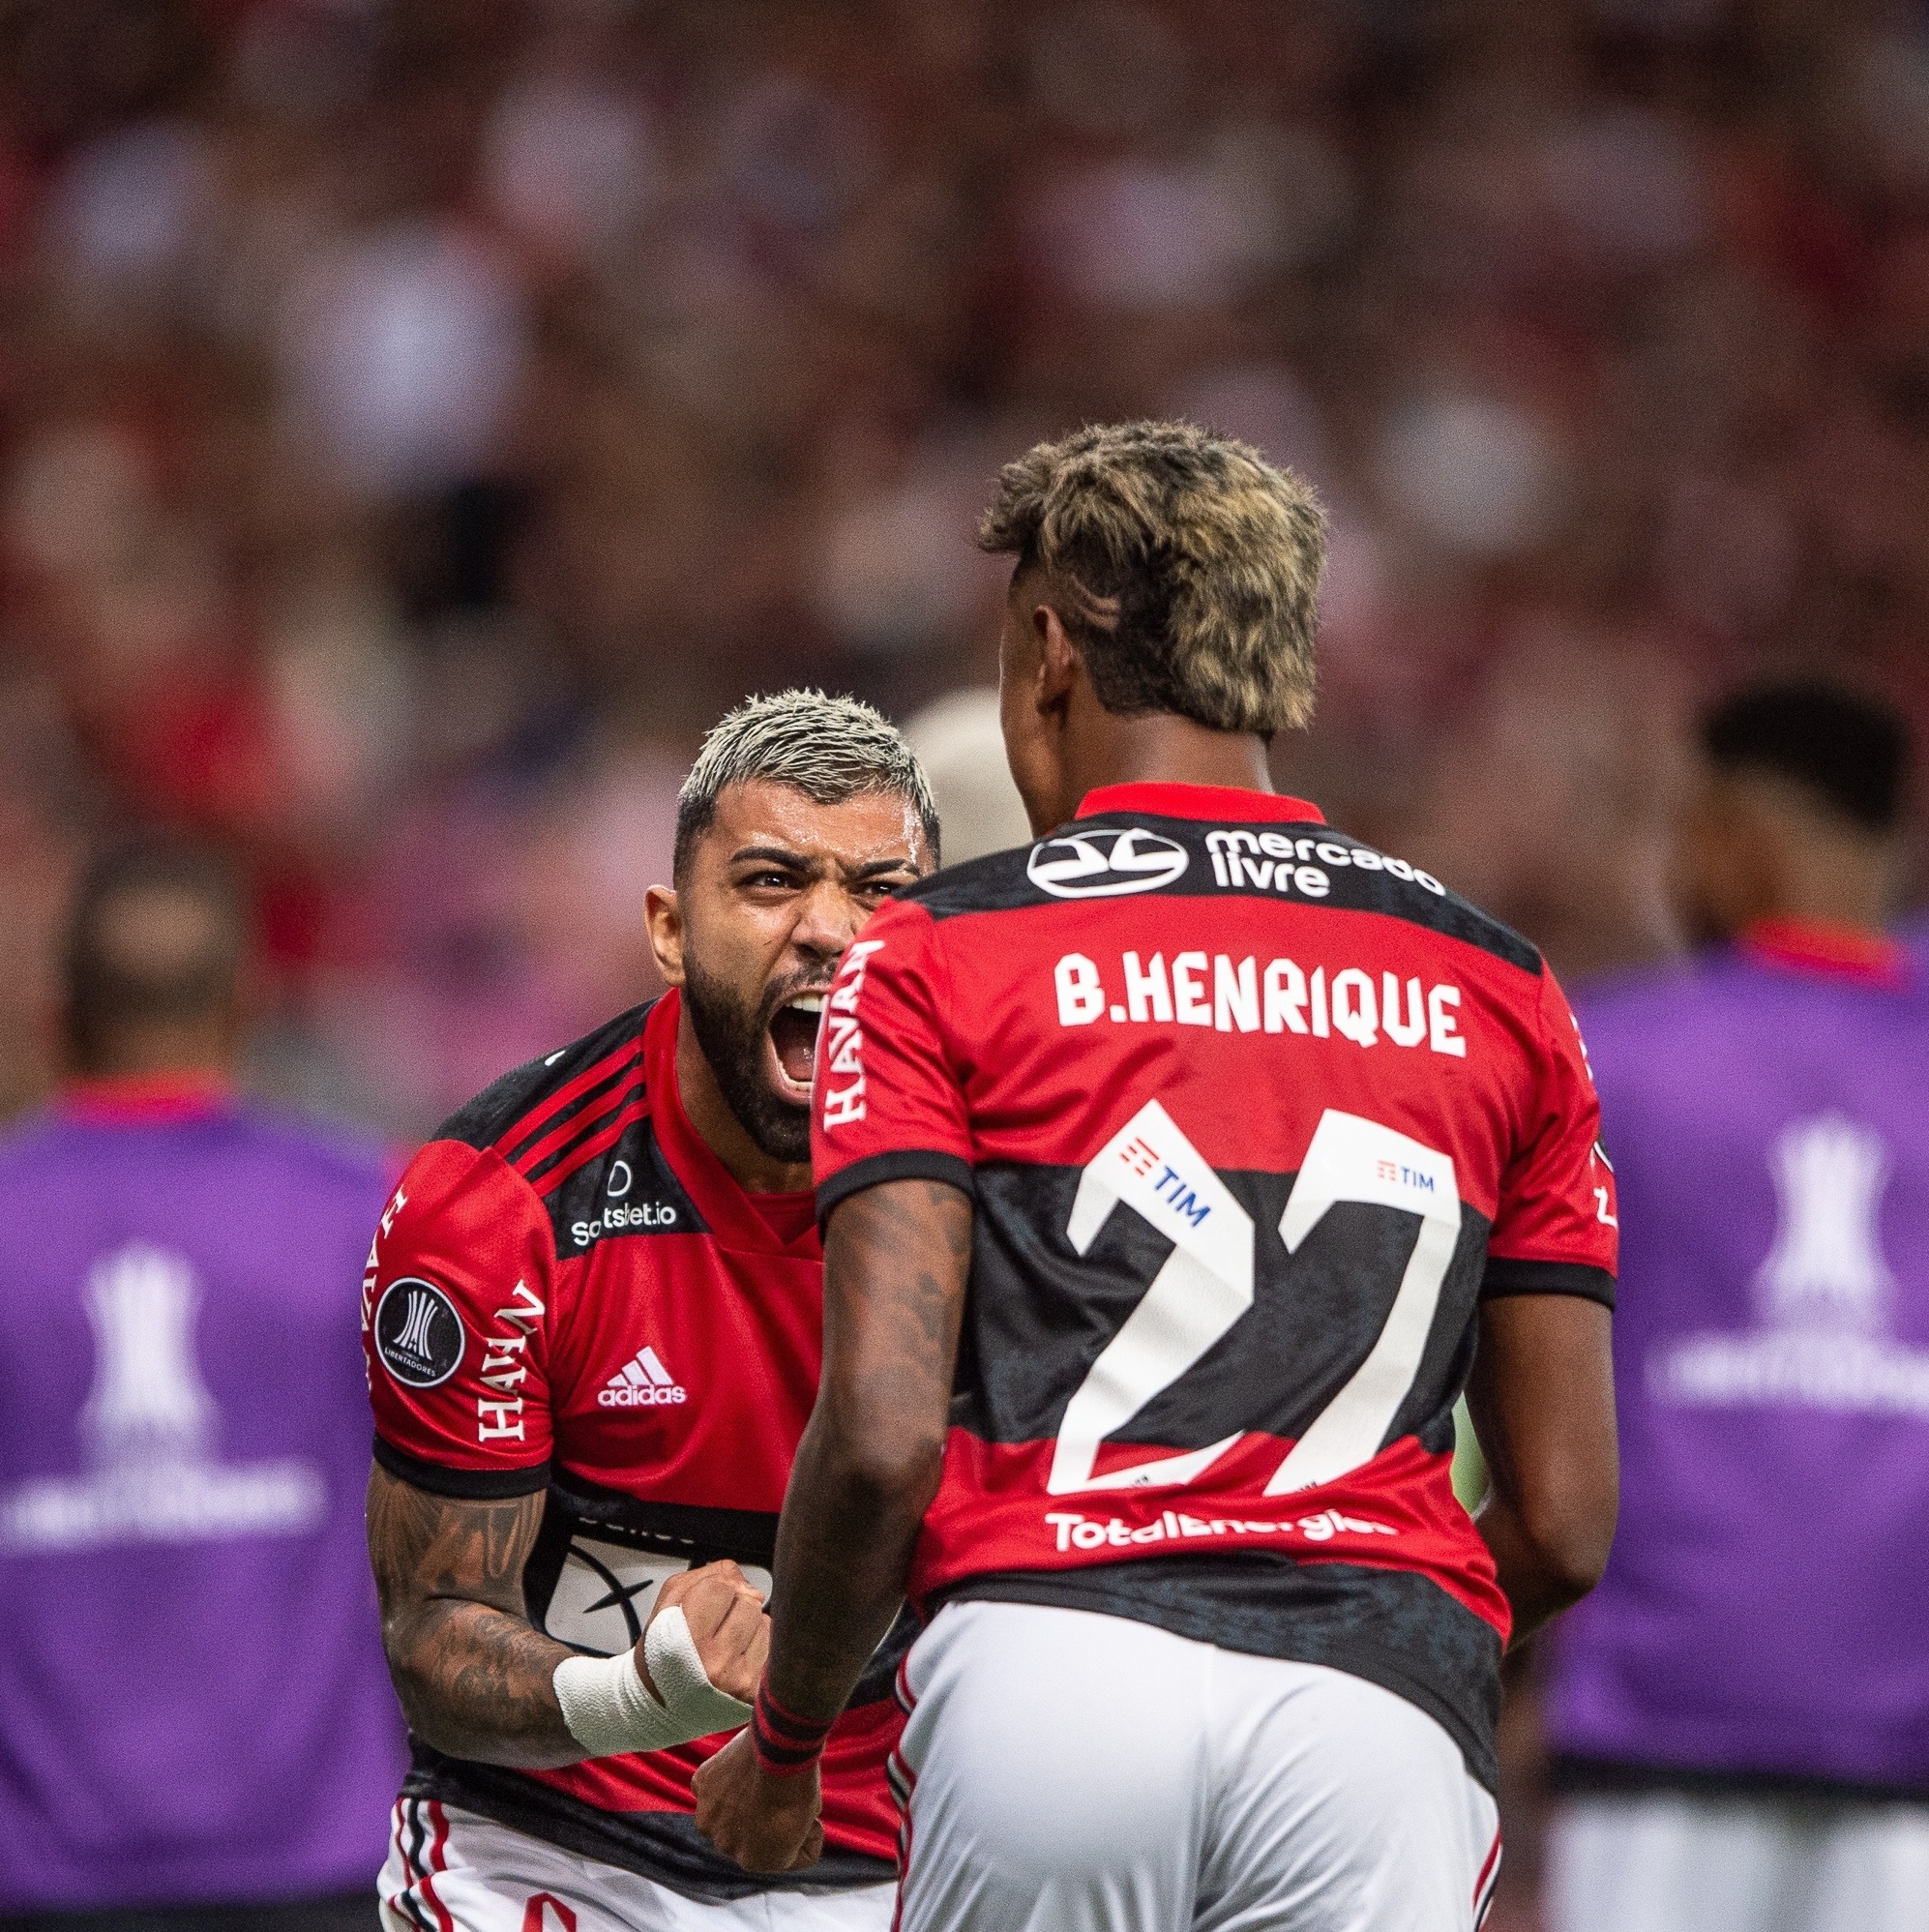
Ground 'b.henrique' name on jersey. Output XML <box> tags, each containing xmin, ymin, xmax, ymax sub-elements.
<box><xmin>811</xmin><ymin>786</ymin><xmax>1617</xmax><ymax>1798</ymax></box>
<box><xmin>816</xmin><ymin>812</ymin><xmax>1522</xmax><ymax>1130</ymax></box>
<box><xmin>1051</xmin><ymin>947</ymin><xmax>1470</xmax><ymax>1055</ymax></box>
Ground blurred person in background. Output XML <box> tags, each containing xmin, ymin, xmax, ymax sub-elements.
<box><xmin>0</xmin><ymin>839</ymin><xmax>404</xmax><ymax>1930</ymax></box>
<box><xmin>363</xmin><ymin>693</ymin><xmax>934</xmax><ymax>1932</ymax></box>
<box><xmin>1543</xmin><ymin>682</ymin><xmax>1929</xmax><ymax>1932</ymax></box>
<box><xmin>902</xmin><ymin>690</ymin><xmax>1032</xmax><ymax>867</ymax></box>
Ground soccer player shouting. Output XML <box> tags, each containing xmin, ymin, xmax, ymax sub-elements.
<box><xmin>364</xmin><ymin>694</ymin><xmax>935</xmax><ymax>1931</ymax></box>
<box><xmin>697</xmin><ymin>426</ymin><xmax>1620</xmax><ymax>1930</ymax></box>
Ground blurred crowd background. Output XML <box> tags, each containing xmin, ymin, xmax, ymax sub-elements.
<box><xmin>4</xmin><ymin>0</ymin><xmax>1928</xmax><ymax>1140</ymax></box>
<box><xmin>7</xmin><ymin>6</ymin><xmax>1929</xmax><ymax>1928</ymax></box>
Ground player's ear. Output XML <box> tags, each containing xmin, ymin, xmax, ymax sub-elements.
<box><xmin>644</xmin><ymin>883</ymin><xmax>688</xmax><ymax>988</ymax></box>
<box><xmin>1034</xmin><ymin>602</ymin><xmax>1081</xmax><ymax>712</ymax></box>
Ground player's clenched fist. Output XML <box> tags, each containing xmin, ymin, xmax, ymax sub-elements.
<box><xmin>552</xmin><ymin>1559</ymin><xmax>769</xmax><ymax>1761</ymax></box>
<box><xmin>693</xmin><ymin>1727</ymin><xmax>825</xmax><ymax>1872</ymax></box>
<box><xmin>641</xmin><ymin>1561</ymin><xmax>769</xmax><ymax>1707</ymax></box>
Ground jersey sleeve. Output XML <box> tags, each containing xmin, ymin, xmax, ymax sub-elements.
<box><xmin>362</xmin><ymin>1136</ymin><xmax>559</xmax><ymax>1497</ymax></box>
<box><xmin>1482</xmin><ymin>965</ymin><xmax>1618</xmax><ymax>1307</ymax></box>
<box><xmin>813</xmin><ymin>900</ymin><xmax>973</xmax><ymax>1226</ymax></box>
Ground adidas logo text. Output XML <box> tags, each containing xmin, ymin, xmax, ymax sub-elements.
<box><xmin>598</xmin><ymin>1346</ymin><xmax>687</xmax><ymax>1409</ymax></box>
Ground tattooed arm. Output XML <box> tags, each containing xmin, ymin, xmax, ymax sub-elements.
<box><xmin>694</xmin><ymin>1178</ymin><xmax>971</xmax><ymax>1866</ymax></box>
<box><xmin>366</xmin><ymin>1465</ymin><xmax>768</xmax><ymax>1767</ymax></box>
<box><xmin>366</xmin><ymin>1465</ymin><xmax>582</xmax><ymax>1766</ymax></box>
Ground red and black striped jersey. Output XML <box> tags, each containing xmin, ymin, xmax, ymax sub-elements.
<box><xmin>811</xmin><ymin>782</ymin><xmax>1617</xmax><ymax>1791</ymax></box>
<box><xmin>364</xmin><ymin>991</ymin><xmax>905</xmax><ymax>1899</ymax></box>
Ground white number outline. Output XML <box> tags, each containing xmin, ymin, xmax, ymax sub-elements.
<box><xmin>1046</xmin><ymin>1101</ymin><xmax>1461</xmax><ymax>1499</ymax></box>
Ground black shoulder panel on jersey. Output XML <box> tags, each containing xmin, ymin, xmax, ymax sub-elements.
<box><xmin>899</xmin><ymin>844</ymin><xmax>1035</xmax><ymax>917</ymax></box>
<box><xmin>547</xmin><ymin>1115</ymin><xmax>708</xmax><ymax>1257</ymax></box>
<box><xmin>905</xmin><ymin>817</ymin><xmax>1542</xmax><ymax>973</ymax></box>
<box><xmin>435</xmin><ymin>1001</ymin><xmax>659</xmax><ymax>1152</ymax></box>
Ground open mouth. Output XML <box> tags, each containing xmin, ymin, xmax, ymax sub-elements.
<box><xmin>767</xmin><ymin>992</ymin><xmax>826</xmax><ymax>1097</ymax></box>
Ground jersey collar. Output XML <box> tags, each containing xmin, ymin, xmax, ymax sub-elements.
<box><xmin>1076</xmin><ymin>782</ymin><xmax>1325</xmax><ymax>825</ymax></box>
<box><xmin>643</xmin><ymin>992</ymin><xmax>821</xmax><ymax>1259</ymax></box>
<box><xmin>59</xmin><ymin>1071</ymin><xmax>236</xmax><ymax>1124</ymax></box>
<box><xmin>1738</xmin><ymin>916</ymin><xmax>1911</xmax><ymax>989</ymax></box>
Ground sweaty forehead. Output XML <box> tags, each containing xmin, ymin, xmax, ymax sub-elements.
<box><xmin>703</xmin><ymin>778</ymin><xmax>927</xmax><ymax>869</ymax></box>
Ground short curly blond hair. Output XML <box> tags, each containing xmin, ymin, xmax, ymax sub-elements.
<box><xmin>979</xmin><ymin>421</ymin><xmax>1324</xmax><ymax>736</ymax></box>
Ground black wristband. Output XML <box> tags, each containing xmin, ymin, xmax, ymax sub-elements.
<box><xmin>752</xmin><ymin>1674</ymin><xmax>836</xmax><ymax>1779</ymax></box>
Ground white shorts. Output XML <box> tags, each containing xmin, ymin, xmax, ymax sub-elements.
<box><xmin>378</xmin><ymin>1798</ymin><xmax>897</xmax><ymax>1932</ymax></box>
<box><xmin>1547</xmin><ymin>1790</ymin><xmax>1929</xmax><ymax>1932</ymax></box>
<box><xmin>892</xmin><ymin>1599</ymin><xmax>1501</xmax><ymax>1932</ymax></box>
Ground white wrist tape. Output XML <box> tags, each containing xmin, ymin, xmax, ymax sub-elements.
<box><xmin>552</xmin><ymin>1606</ymin><xmax>752</xmax><ymax>1759</ymax></box>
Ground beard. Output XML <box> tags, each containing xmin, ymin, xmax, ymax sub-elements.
<box><xmin>680</xmin><ymin>956</ymin><xmax>812</xmax><ymax>1166</ymax></box>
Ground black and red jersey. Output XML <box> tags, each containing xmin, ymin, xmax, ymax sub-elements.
<box><xmin>811</xmin><ymin>782</ymin><xmax>1617</xmax><ymax>1791</ymax></box>
<box><xmin>364</xmin><ymin>991</ymin><xmax>905</xmax><ymax>1898</ymax></box>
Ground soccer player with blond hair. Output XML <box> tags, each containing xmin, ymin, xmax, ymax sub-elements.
<box><xmin>697</xmin><ymin>424</ymin><xmax>1620</xmax><ymax>1930</ymax></box>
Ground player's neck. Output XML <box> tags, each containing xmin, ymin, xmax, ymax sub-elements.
<box><xmin>1052</xmin><ymin>702</ymin><xmax>1274</xmax><ymax>823</ymax></box>
<box><xmin>672</xmin><ymin>1004</ymin><xmax>812</xmax><ymax>1197</ymax></box>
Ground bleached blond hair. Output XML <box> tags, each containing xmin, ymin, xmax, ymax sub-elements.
<box><xmin>978</xmin><ymin>421</ymin><xmax>1325</xmax><ymax>736</ymax></box>
<box><xmin>674</xmin><ymin>690</ymin><xmax>939</xmax><ymax>880</ymax></box>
